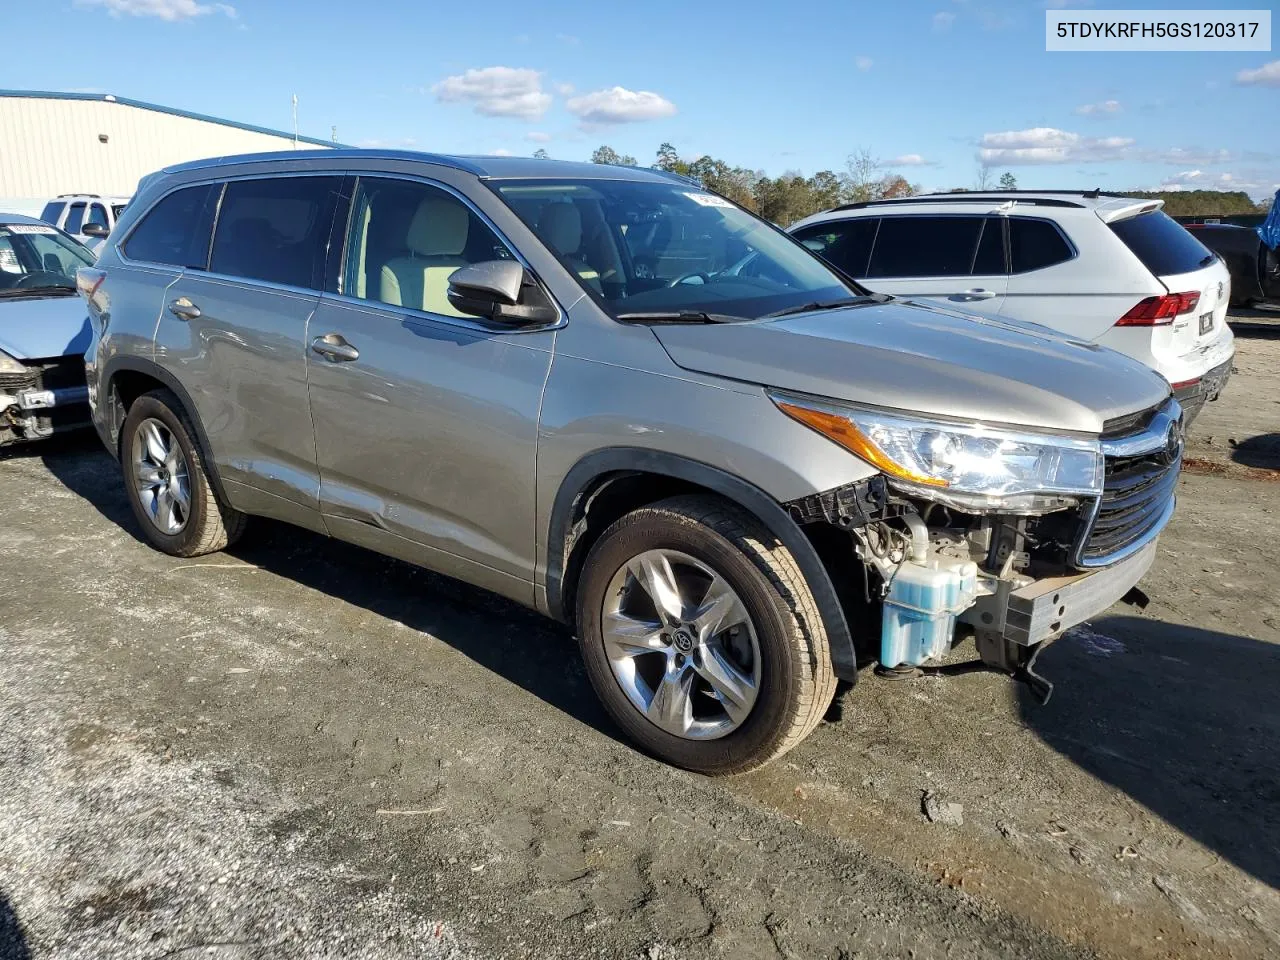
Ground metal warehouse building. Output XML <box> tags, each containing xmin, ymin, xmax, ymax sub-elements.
<box><xmin>0</xmin><ymin>90</ymin><xmax>334</xmax><ymax>216</ymax></box>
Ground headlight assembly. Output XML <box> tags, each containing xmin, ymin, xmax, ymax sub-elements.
<box><xmin>772</xmin><ymin>392</ymin><xmax>1102</xmax><ymax>514</ymax></box>
<box><xmin>0</xmin><ymin>350</ymin><xmax>27</xmax><ymax>376</ymax></box>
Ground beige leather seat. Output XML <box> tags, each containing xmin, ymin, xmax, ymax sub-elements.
<box><xmin>537</xmin><ymin>203</ymin><xmax>602</xmax><ymax>294</ymax></box>
<box><xmin>380</xmin><ymin>197</ymin><xmax>471</xmax><ymax>317</ymax></box>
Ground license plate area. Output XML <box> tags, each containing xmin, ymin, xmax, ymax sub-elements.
<box><xmin>1199</xmin><ymin>312</ymin><xmax>1214</xmax><ymax>335</ymax></box>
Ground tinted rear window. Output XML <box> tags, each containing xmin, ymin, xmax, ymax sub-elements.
<box><xmin>1010</xmin><ymin>218</ymin><xmax>1073</xmax><ymax>273</ymax></box>
<box><xmin>793</xmin><ymin>218</ymin><xmax>877</xmax><ymax>277</ymax></box>
<box><xmin>1109</xmin><ymin>210</ymin><xmax>1215</xmax><ymax>277</ymax></box>
<box><xmin>867</xmin><ymin>216</ymin><xmax>984</xmax><ymax>278</ymax></box>
<box><xmin>209</xmin><ymin>176</ymin><xmax>342</xmax><ymax>289</ymax></box>
<box><xmin>124</xmin><ymin>183</ymin><xmax>221</xmax><ymax>268</ymax></box>
<box><xmin>40</xmin><ymin>202</ymin><xmax>64</xmax><ymax>225</ymax></box>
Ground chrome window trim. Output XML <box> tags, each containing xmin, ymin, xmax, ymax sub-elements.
<box><xmin>330</xmin><ymin>171</ymin><xmax>565</xmax><ymax>335</ymax></box>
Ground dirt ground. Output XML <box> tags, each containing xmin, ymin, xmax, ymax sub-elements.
<box><xmin>1</xmin><ymin>329</ymin><xmax>1277</xmax><ymax>960</ymax></box>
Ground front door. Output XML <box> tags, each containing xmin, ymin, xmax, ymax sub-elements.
<box><xmin>304</xmin><ymin>176</ymin><xmax>555</xmax><ymax>605</ymax></box>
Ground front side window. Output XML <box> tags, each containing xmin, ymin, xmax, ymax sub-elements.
<box><xmin>867</xmin><ymin>216</ymin><xmax>986</xmax><ymax>279</ymax></box>
<box><xmin>492</xmin><ymin>178</ymin><xmax>856</xmax><ymax>320</ymax></box>
<box><xmin>792</xmin><ymin>218</ymin><xmax>878</xmax><ymax>278</ymax></box>
<box><xmin>64</xmin><ymin>202</ymin><xmax>86</xmax><ymax>234</ymax></box>
<box><xmin>87</xmin><ymin>204</ymin><xmax>110</xmax><ymax>229</ymax></box>
<box><xmin>341</xmin><ymin>177</ymin><xmax>515</xmax><ymax>318</ymax></box>
<box><xmin>123</xmin><ymin>183</ymin><xmax>221</xmax><ymax>268</ymax></box>
<box><xmin>0</xmin><ymin>224</ymin><xmax>95</xmax><ymax>293</ymax></box>
<box><xmin>209</xmin><ymin>176</ymin><xmax>342</xmax><ymax>289</ymax></box>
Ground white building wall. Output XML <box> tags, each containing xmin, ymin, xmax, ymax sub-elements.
<box><xmin>0</xmin><ymin>95</ymin><xmax>329</xmax><ymax>215</ymax></box>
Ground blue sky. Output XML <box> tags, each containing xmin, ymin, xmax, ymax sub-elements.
<box><xmin>4</xmin><ymin>0</ymin><xmax>1278</xmax><ymax>199</ymax></box>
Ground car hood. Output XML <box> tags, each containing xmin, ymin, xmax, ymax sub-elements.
<box><xmin>652</xmin><ymin>299</ymin><xmax>1171</xmax><ymax>434</ymax></box>
<box><xmin>0</xmin><ymin>295</ymin><xmax>91</xmax><ymax>360</ymax></box>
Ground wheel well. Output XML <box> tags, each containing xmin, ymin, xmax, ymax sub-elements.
<box><xmin>112</xmin><ymin>370</ymin><xmax>167</xmax><ymax>410</ymax></box>
<box><xmin>559</xmin><ymin>471</ymin><xmax>717</xmax><ymax>628</ymax></box>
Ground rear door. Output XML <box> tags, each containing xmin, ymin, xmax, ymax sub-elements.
<box><xmin>861</xmin><ymin>215</ymin><xmax>1008</xmax><ymax>309</ymax></box>
<box><xmin>156</xmin><ymin>174</ymin><xmax>343</xmax><ymax>521</ymax></box>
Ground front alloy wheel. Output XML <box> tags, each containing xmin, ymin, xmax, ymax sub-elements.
<box><xmin>576</xmin><ymin>495</ymin><xmax>838</xmax><ymax>775</ymax></box>
<box><xmin>603</xmin><ymin>549</ymin><xmax>761</xmax><ymax>740</ymax></box>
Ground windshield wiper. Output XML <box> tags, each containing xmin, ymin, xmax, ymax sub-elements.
<box><xmin>759</xmin><ymin>295</ymin><xmax>888</xmax><ymax>320</ymax></box>
<box><xmin>614</xmin><ymin>310</ymin><xmax>747</xmax><ymax>325</ymax></box>
<box><xmin>0</xmin><ymin>284</ymin><xmax>77</xmax><ymax>298</ymax></box>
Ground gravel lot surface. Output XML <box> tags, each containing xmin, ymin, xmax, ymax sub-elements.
<box><xmin>1</xmin><ymin>330</ymin><xmax>1277</xmax><ymax>960</ymax></box>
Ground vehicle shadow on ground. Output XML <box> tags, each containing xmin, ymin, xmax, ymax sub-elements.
<box><xmin>1020</xmin><ymin>614</ymin><xmax>1280</xmax><ymax>891</ymax></box>
<box><xmin>36</xmin><ymin>441</ymin><xmax>622</xmax><ymax>746</ymax></box>
<box><xmin>0</xmin><ymin>892</ymin><xmax>31</xmax><ymax>960</ymax></box>
<box><xmin>1228</xmin><ymin>433</ymin><xmax>1280</xmax><ymax>470</ymax></box>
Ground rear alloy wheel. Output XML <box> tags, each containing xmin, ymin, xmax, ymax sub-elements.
<box><xmin>120</xmin><ymin>389</ymin><xmax>247</xmax><ymax>557</ymax></box>
<box><xmin>576</xmin><ymin>495</ymin><xmax>838</xmax><ymax>775</ymax></box>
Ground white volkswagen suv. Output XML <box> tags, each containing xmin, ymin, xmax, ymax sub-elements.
<box><xmin>789</xmin><ymin>192</ymin><xmax>1234</xmax><ymax>423</ymax></box>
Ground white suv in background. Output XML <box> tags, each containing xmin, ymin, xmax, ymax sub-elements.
<box><xmin>789</xmin><ymin>192</ymin><xmax>1235</xmax><ymax>423</ymax></box>
<box><xmin>39</xmin><ymin>194</ymin><xmax>130</xmax><ymax>253</ymax></box>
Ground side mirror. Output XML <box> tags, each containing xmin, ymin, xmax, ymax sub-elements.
<box><xmin>81</xmin><ymin>223</ymin><xmax>109</xmax><ymax>238</ymax></box>
<box><xmin>447</xmin><ymin>260</ymin><xmax>558</xmax><ymax>325</ymax></box>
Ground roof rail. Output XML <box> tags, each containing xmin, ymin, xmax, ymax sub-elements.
<box><xmin>830</xmin><ymin>195</ymin><xmax>1087</xmax><ymax>212</ymax></box>
<box><xmin>57</xmin><ymin>193</ymin><xmax>101</xmax><ymax>198</ymax></box>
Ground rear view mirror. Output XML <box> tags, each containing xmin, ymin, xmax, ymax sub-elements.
<box><xmin>81</xmin><ymin>223</ymin><xmax>109</xmax><ymax>238</ymax></box>
<box><xmin>447</xmin><ymin>260</ymin><xmax>558</xmax><ymax>325</ymax></box>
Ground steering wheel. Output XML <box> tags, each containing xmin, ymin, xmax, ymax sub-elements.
<box><xmin>666</xmin><ymin>271</ymin><xmax>711</xmax><ymax>288</ymax></box>
<box><xmin>15</xmin><ymin>271</ymin><xmax>70</xmax><ymax>289</ymax></box>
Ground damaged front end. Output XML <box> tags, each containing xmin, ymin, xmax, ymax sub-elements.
<box><xmin>783</xmin><ymin>397</ymin><xmax>1184</xmax><ymax>703</ymax></box>
<box><xmin>0</xmin><ymin>354</ymin><xmax>91</xmax><ymax>446</ymax></box>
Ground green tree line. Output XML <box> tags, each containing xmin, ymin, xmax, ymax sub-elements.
<box><xmin>555</xmin><ymin>143</ymin><xmax>1273</xmax><ymax>224</ymax></box>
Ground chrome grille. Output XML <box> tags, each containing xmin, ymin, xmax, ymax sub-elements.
<box><xmin>1077</xmin><ymin>400</ymin><xmax>1182</xmax><ymax>567</ymax></box>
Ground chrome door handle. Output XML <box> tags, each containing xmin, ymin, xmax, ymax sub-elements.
<box><xmin>168</xmin><ymin>297</ymin><xmax>201</xmax><ymax>320</ymax></box>
<box><xmin>311</xmin><ymin>334</ymin><xmax>359</xmax><ymax>362</ymax></box>
<box><xmin>954</xmin><ymin>288</ymin><xmax>996</xmax><ymax>301</ymax></box>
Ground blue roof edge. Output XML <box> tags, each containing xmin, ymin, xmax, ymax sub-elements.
<box><xmin>0</xmin><ymin>89</ymin><xmax>339</xmax><ymax>148</ymax></box>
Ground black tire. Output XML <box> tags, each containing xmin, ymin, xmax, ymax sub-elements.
<box><xmin>119</xmin><ymin>388</ymin><xmax>247</xmax><ymax>557</ymax></box>
<box><xmin>575</xmin><ymin>494</ymin><xmax>838</xmax><ymax>775</ymax></box>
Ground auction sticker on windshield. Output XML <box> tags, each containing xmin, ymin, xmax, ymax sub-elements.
<box><xmin>4</xmin><ymin>225</ymin><xmax>58</xmax><ymax>234</ymax></box>
<box><xmin>684</xmin><ymin>192</ymin><xmax>736</xmax><ymax>208</ymax></box>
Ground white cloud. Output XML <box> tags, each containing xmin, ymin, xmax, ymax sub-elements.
<box><xmin>1236</xmin><ymin>60</ymin><xmax>1280</xmax><ymax>87</ymax></box>
<box><xmin>524</xmin><ymin>131</ymin><xmax>552</xmax><ymax>143</ymax></box>
<box><xmin>356</xmin><ymin>137</ymin><xmax>418</xmax><ymax>149</ymax></box>
<box><xmin>75</xmin><ymin>0</ymin><xmax>235</xmax><ymax>19</ymax></box>
<box><xmin>855</xmin><ymin>56</ymin><xmax>873</xmax><ymax>72</ymax></box>
<box><xmin>1074</xmin><ymin>99</ymin><xmax>1122</xmax><ymax>115</ymax></box>
<box><xmin>565</xmin><ymin>87</ymin><xmax>677</xmax><ymax>125</ymax></box>
<box><xmin>1149</xmin><ymin>146</ymin><xmax>1234</xmax><ymax>165</ymax></box>
<box><xmin>490</xmin><ymin>148</ymin><xmax>515</xmax><ymax>157</ymax></box>
<box><xmin>1159</xmin><ymin>169</ymin><xmax>1275</xmax><ymax>198</ymax></box>
<box><xmin>554</xmin><ymin>82</ymin><xmax>575</xmax><ymax>96</ymax></box>
<box><xmin>892</xmin><ymin>154</ymin><xmax>932</xmax><ymax>166</ymax></box>
<box><xmin>432</xmin><ymin>67</ymin><xmax>551</xmax><ymax>120</ymax></box>
<box><xmin>932</xmin><ymin>11</ymin><xmax>956</xmax><ymax>31</ymax></box>
<box><xmin>978</xmin><ymin>126</ymin><xmax>1133</xmax><ymax>165</ymax></box>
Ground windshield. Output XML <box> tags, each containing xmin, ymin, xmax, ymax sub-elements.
<box><xmin>0</xmin><ymin>224</ymin><xmax>96</xmax><ymax>293</ymax></box>
<box><xmin>492</xmin><ymin>178</ymin><xmax>859</xmax><ymax>320</ymax></box>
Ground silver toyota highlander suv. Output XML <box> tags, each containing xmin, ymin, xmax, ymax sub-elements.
<box><xmin>79</xmin><ymin>151</ymin><xmax>1182</xmax><ymax>774</ymax></box>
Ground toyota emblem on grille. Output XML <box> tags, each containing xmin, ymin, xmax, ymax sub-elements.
<box><xmin>1166</xmin><ymin>422</ymin><xmax>1183</xmax><ymax>462</ymax></box>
